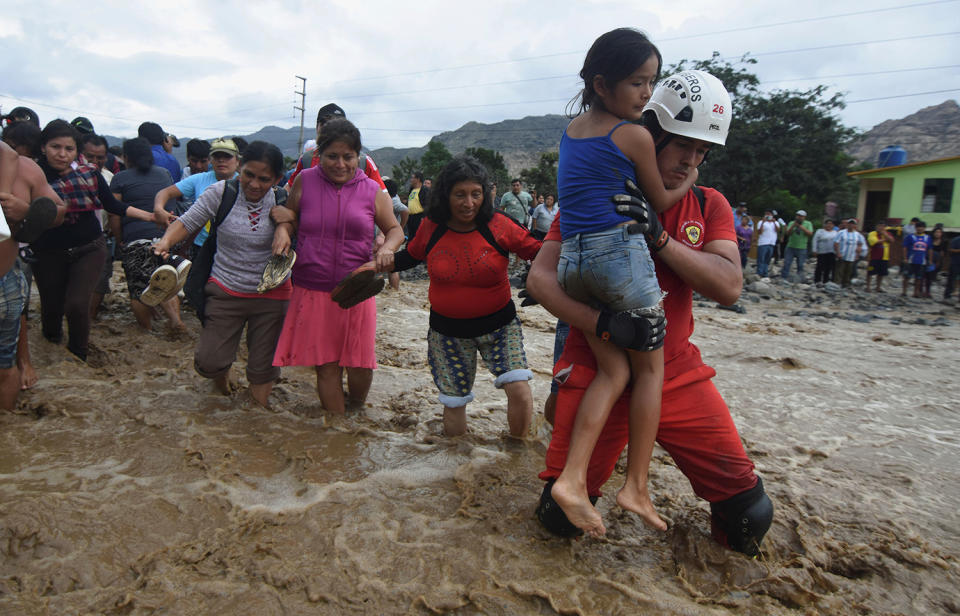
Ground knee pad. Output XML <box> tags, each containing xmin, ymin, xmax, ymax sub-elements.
<box><xmin>536</xmin><ymin>479</ymin><xmax>598</xmax><ymax>538</ymax></box>
<box><xmin>710</xmin><ymin>477</ymin><xmax>773</xmax><ymax>557</ymax></box>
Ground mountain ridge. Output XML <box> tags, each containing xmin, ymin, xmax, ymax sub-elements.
<box><xmin>104</xmin><ymin>100</ymin><xmax>960</xmax><ymax>176</ymax></box>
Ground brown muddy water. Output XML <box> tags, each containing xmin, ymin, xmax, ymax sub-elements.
<box><xmin>1</xmin><ymin>275</ymin><xmax>958</xmax><ymax>615</ymax></box>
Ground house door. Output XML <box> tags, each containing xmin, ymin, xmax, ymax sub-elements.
<box><xmin>864</xmin><ymin>191</ymin><xmax>891</xmax><ymax>229</ymax></box>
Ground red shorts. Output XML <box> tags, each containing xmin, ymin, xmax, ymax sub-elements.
<box><xmin>540</xmin><ymin>360</ymin><xmax>758</xmax><ymax>503</ymax></box>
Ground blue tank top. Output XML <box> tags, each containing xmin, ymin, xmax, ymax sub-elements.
<box><xmin>558</xmin><ymin>120</ymin><xmax>636</xmax><ymax>238</ymax></box>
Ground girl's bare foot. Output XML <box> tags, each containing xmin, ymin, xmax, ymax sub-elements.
<box><xmin>18</xmin><ymin>361</ymin><xmax>37</xmax><ymax>390</ymax></box>
<box><xmin>551</xmin><ymin>478</ymin><xmax>605</xmax><ymax>537</ymax></box>
<box><xmin>616</xmin><ymin>483</ymin><xmax>667</xmax><ymax>531</ymax></box>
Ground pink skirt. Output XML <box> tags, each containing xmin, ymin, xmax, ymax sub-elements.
<box><xmin>272</xmin><ymin>285</ymin><xmax>377</xmax><ymax>369</ymax></box>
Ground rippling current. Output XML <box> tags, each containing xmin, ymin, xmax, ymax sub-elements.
<box><xmin>1</xmin><ymin>279</ymin><xmax>957</xmax><ymax>614</ymax></box>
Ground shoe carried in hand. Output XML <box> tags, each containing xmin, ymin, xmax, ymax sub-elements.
<box><xmin>258</xmin><ymin>250</ymin><xmax>296</xmax><ymax>294</ymax></box>
<box><xmin>140</xmin><ymin>265</ymin><xmax>179</xmax><ymax>307</ymax></box>
<box><xmin>331</xmin><ymin>263</ymin><xmax>384</xmax><ymax>309</ymax></box>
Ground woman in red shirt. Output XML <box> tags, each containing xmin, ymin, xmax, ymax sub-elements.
<box><xmin>389</xmin><ymin>156</ymin><xmax>542</xmax><ymax>437</ymax></box>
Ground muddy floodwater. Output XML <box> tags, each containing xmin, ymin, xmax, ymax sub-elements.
<box><xmin>1</xmin><ymin>274</ymin><xmax>958</xmax><ymax>615</ymax></box>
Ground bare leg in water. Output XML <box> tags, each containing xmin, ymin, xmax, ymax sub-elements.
<box><xmin>17</xmin><ymin>315</ymin><xmax>36</xmax><ymax>390</ymax></box>
<box><xmin>550</xmin><ymin>332</ymin><xmax>630</xmax><ymax>537</ymax></box>
<box><xmin>615</xmin><ymin>347</ymin><xmax>666</xmax><ymax>531</ymax></box>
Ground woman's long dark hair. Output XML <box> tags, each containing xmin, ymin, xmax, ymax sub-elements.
<box><xmin>123</xmin><ymin>137</ymin><xmax>154</xmax><ymax>173</ymax></box>
<box><xmin>426</xmin><ymin>156</ymin><xmax>493</xmax><ymax>226</ymax></box>
<box><xmin>316</xmin><ymin>118</ymin><xmax>362</xmax><ymax>155</ymax></box>
<box><xmin>241</xmin><ymin>140</ymin><xmax>284</xmax><ymax>179</ymax></box>
<box><xmin>568</xmin><ymin>27</ymin><xmax>661</xmax><ymax>116</ymax></box>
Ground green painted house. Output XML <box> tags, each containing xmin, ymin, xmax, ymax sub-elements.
<box><xmin>849</xmin><ymin>155</ymin><xmax>960</xmax><ymax>233</ymax></box>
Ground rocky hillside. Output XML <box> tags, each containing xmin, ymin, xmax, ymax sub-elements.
<box><xmin>845</xmin><ymin>100</ymin><xmax>960</xmax><ymax>167</ymax></box>
<box><xmin>368</xmin><ymin>114</ymin><xmax>569</xmax><ymax>177</ymax></box>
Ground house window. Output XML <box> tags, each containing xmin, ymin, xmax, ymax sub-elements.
<box><xmin>920</xmin><ymin>178</ymin><xmax>954</xmax><ymax>213</ymax></box>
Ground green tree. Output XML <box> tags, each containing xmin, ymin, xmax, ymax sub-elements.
<box><xmin>464</xmin><ymin>146</ymin><xmax>510</xmax><ymax>192</ymax></box>
<box><xmin>420</xmin><ymin>140</ymin><xmax>453</xmax><ymax>180</ymax></box>
<box><xmin>667</xmin><ymin>54</ymin><xmax>858</xmax><ymax>216</ymax></box>
<box><xmin>391</xmin><ymin>156</ymin><xmax>420</xmax><ymax>192</ymax></box>
<box><xmin>520</xmin><ymin>151</ymin><xmax>559</xmax><ymax>197</ymax></box>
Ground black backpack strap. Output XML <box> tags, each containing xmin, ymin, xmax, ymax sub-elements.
<box><xmin>423</xmin><ymin>222</ymin><xmax>448</xmax><ymax>257</ymax></box>
<box><xmin>213</xmin><ymin>178</ymin><xmax>240</xmax><ymax>230</ymax></box>
<box><xmin>692</xmin><ymin>185</ymin><xmax>706</xmax><ymax>216</ymax></box>
<box><xmin>420</xmin><ymin>216</ymin><xmax>508</xmax><ymax>260</ymax></box>
<box><xmin>272</xmin><ymin>185</ymin><xmax>287</xmax><ymax>207</ymax></box>
<box><xmin>476</xmin><ymin>217</ymin><xmax>509</xmax><ymax>258</ymax></box>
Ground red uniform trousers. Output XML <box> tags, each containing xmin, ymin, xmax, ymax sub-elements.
<box><xmin>540</xmin><ymin>359</ymin><xmax>758</xmax><ymax>503</ymax></box>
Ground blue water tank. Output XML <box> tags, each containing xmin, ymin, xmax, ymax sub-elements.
<box><xmin>878</xmin><ymin>145</ymin><xmax>907</xmax><ymax>167</ymax></box>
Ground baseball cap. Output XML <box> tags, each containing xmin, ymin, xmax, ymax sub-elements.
<box><xmin>316</xmin><ymin>103</ymin><xmax>346</xmax><ymax>124</ymax></box>
<box><xmin>796</xmin><ymin>210</ymin><xmax>807</xmax><ymax>217</ymax></box>
<box><xmin>3</xmin><ymin>106</ymin><xmax>40</xmax><ymax>127</ymax></box>
<box><xmin>71</xmin><ymin>116</ymin><xmax>95</xmax><ymax>134</ymax></box>
<box><xmin>209</xmin><ymin>138</ymin><xmax>239</xmax><ymax>157</ymax></box>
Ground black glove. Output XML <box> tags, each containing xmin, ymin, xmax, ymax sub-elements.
<box><xmin>612</xmin><ymin>178</ymin><xmax>669</xmax><ymax>252</ymax></box>
<box><xmin>595</xmin><ymin>308</ymin><xmax>666</xmax><ymax>351</ymax></box>
<box><xmin>518</xmin><ymin>288</ymin><xmax>539</xmax><ymax>307</ymax></box>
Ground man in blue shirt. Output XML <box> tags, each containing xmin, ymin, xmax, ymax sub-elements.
<box><xmin>902</xmin><ymin>220</ymin><xmax>931</xmax><ymax>298</ymax></box>
<box><xmin>138</xmin><ymin>121</ymin><xmax>181</xmax><ymax>182</ymax></box>
<box><xmin>152</xmin><ymin>138</ymin><xmax>240</xmax><ymax>259</ymax></box>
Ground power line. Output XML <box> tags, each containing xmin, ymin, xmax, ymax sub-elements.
<box><xmin>336</xmin><ymin>75</ymin><xmax>572</xmax><ymax>101</ymax></box>
<box><xmin>846</xmin><ymin>88</ymin><xmax>960</xmax><ymax>103</ymax></box>
<box><xmin>329</xmin><ymin>0</ymin><xmax>959</xmax><ymax>85</ymax></box>
<box><xmin>329</xmin><ymin>63</ymin><xmax>960</xmax><ymax>104</ymax></box>
<box><xmin>724</xmin><ymin>31</ymin><xmax>960</xmax><ymax>61</ymax></box>
<box><xmin>760</xmin><ymin>65</ymin><xmax>960</xmax><ymax>84</ymax></box>
<box><xmin>659</xmin><ymin>0</ymin><xmax>959</xmax><ymax>42</ymax></box>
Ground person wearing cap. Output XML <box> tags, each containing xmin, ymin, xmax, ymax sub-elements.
<box><xmin>152</xmin><ymin>138</ymin><xmax>240</xmax><ymax>259</ymax></box>
<box><xmin>71</xmin><ymin>117</ymin><xmax>123</xmax><ymax>175</ymax></box>
<box><xmin>1</xmin><ymin>107</ymin><xmax>40</xmax><ymax>128</ymax></box>
<box><xmin>780</xmin><ymin>210</ymin><xmax>813</xmax><ymax>281</ymax></box>
<box><xmin>527</xmin><ymin>67</ymin><xmax>772</xmax><ymax>555</ymax></box>
<box><xmin>138</xmin><ymin>121</ymin><xmax>181</xmax><ymax>182</ymax></box>
<box><xmin>285</xmin><ymin>103</ymin><xmax>386</xmax><ymax>192</ymax></box>
<box><xmin>78</xmin><ymin>133</ymin><xmax>116</xmax><ymax>321</ymax></box>
<box><xmin>2</xmin><ymin>121</ymin><xmax>42</xmax><ymax>159</ymax></box>
<box><xmin>833</xmin><ymin>218</ymin><xmax>867</xmax><ymax>288</ymax></box>
<box><xmin>865</xmin><ymin>221</ymin><xmax>895</xmax><ymax>292</ymax></box>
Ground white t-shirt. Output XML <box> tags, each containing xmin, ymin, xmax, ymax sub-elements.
<box><xmin>756</xmin><ymin>219</ymin><xmax>781</xmax><ymax>246</ymax></box>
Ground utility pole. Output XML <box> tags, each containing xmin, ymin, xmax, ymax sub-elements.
<box><xmin>295</xmin><ymin>75</ymin><xmax>307</xmax><ymax>154</ymax></box>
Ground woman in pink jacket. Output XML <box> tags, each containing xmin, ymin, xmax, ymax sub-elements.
<box><xmin>272</xmin><ymin>119</ymin><xmax>402</xmax><ymax>413</ymax></box>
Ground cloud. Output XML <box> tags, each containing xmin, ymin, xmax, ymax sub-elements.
<box><xmin>2</xmin><ymin>0</ymin><xmax>958</xmax><ymax>145</ymax></box>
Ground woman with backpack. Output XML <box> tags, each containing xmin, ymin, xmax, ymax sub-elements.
<box><xmin>385</xmin><ymin>156</ymin><xmax>542</xmax><ymax>437</ymax></box>
<box><xmin>151</xmin><ymin>141</ymin><xmax>291</xmax><ymax>407</ymax></box>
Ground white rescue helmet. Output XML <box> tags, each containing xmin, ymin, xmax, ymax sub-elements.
<box><xmin>642</xmin><ymin>70</ymin><xmax>732</xmax><ymax>145</ymax></box>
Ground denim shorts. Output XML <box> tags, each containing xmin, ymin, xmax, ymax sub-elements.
<box><xmin>0</xmin><ymin>265</ymin><xmax>27</xmax><ymax>369</ymax></box>
<box><xmin>558</xmin><ymin>225</ymin><xmax>663</xmax><ymax>312</ymax></box>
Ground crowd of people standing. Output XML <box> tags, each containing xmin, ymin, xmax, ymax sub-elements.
<box><xmin>733</xmin><ymin>205</ymin><xmax>958</xmax><ymax>299</ymax></box>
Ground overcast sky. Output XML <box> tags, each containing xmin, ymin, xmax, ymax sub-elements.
<box><xmin>2</xmin><ymin>0</ymin><xmax>958</xmax><ymax>150</ymax></box>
